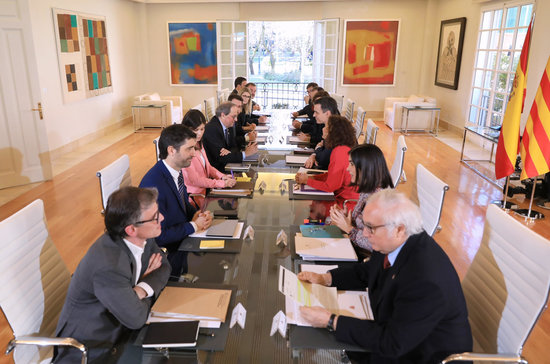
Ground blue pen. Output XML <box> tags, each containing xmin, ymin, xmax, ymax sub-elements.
<box><xmin>231</xmin><ymin>170</ymin><xmax>234</xmax><ymax>178</ymax></box>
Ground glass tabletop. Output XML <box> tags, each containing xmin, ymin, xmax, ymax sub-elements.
<box><xmin>465</xmin><ymin>125</ymin><xmax>500</xmax><ymax>143</ymax></box>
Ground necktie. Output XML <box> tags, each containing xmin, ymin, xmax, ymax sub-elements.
<box><xmin>224</xmin><ymin>128</ymin><xmax>230</xmax><ymax>146</ymax></box>
<box><xmin>177</xmin><ymin>171</ymin><xmax>188</xmax><ymax>215</ymax></box>
<box><xmin>383</xmin><ymin>255</ymin><xmax>391</xmax><ymax>269</ymax></box>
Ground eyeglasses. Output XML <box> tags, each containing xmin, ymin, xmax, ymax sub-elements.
<box><xmin>242</xmin><ymin>95</ymin><xmax>251</xmax><ymax>99</ymax></box>
<box><xmin>134</xmin><ymin>209</ymin><xmax>160</xmax><ymax>225</ymax></box>
<box><xmin>363</xmin><ymin>222</ymin><xmax>388</xmax><ymax>235</ymax></box>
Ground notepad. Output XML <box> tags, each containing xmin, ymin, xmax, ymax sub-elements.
<box><xmin>200</xmin><ymin>240</ymin><xmax>225</xmax><ymax>249</ymax></box>
<box><xmin>142</xmin><ymin>321</ymin><xmax>200</xmax><ymax>348</ymax></box>
<box><xmin>300</xmin><ymin>225</ymin><xmax>344</xmax><ymax>238</ymax></box>
<box><xmin>285</xmin><ymin>155</ymin><xmax>309</xmax><ymax>165</ymax></box>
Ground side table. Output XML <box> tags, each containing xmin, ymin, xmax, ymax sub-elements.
<box><xmin>131</xmin><ymin>104</ymin><xmax>167</xmax><ymax>131</ymax></box>
<box><xmin>401</xmin><ymin>106</ymin><xmax>441</xmax><ymax>136</ymax></box>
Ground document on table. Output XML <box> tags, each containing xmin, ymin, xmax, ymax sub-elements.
<box><xmin>190</xmin><ymin>221</ymin><xmax>244</xmax><ymax>239</ymax></box>
<box><xmin>297</xmin><ymin>167</ymin><xmax>326</xmax><ymax>175</ymax></box>
<box><xmin>279</xmin><ymin>265</ymin><xmax>338</xmax><ymax>310</ymax></box>
<box><xmin>295</xmin><ymin>233</ymin><xmax>358</xmax><ymax>261</ymax></box>
<box><xmin>285</xmin><ymin>155</ymin><xmax>309</xmax><ymax>165</ymax></box>
<box><xmin>255</xmin><ymin>125</ymin><xmax>269</xmax><ymax>132</ymax></box>
<box><xmin>299</xmin><ymin>264</ymin><xmax>338</xmax><ymax>274</ymax></box>
<box><xmin>293</xmin><ymin>184</ymin><xmax>334</xmax><ymax>196</ymax></box>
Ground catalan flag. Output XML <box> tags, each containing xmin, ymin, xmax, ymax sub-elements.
<box><xmin>519</xmin><ymin>56</ymin><xmax>550</xmax><ymax>180</ymax></box>
<box><xmin>494</xmin><ymin>19</ymin><xmax>533</xmax><ymax>179</ymax></box>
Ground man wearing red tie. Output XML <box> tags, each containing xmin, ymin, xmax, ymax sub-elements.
<box><xmin>298</xmin><ymin>189</ymin><xmax>472</xmax><ymax>363</ymax></box>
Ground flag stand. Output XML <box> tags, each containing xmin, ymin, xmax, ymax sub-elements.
<box><xmin>492</xmin><ymin>176</ymin><xmax>517</xmax><ymax>210</ymax></box>
<box><xmin>514</xmin><ymin>176</ymin><xmax>545</xmax><ymax>221</ymax></box>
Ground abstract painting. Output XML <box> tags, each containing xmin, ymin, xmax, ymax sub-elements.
<box><xmin>168</xmin><ymin>22</ymin><xmax>217</xmax><ymax>85</ymax></box>
<box><xmin>435</xmin><ymin>17</ymin><xmax>466</xmax><ymax>90</ymax></box>
<box><xmin>82</xmin><ymin>17</ymin><xmax>112</xmax><ymax>91</ymax></box>
<box><xmin>342</xmin><ymin>20</ymin><xmax>399</xmax><ymax>85</ymax></box>
<box><xmin>52</xmin><ymin>9</ymin><xmax>113</xmax><ymax>103</ymax></box>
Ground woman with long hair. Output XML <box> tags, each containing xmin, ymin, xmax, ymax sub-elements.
<box><xmin>295</xmin><ymin>115</ymin><xmax>359</xmax><ymax>205</ymax></box>
<box><xmin>181</xmin><ymin>109</ymin><xmax>236</xmax><ymax>200</ymax></box>
<box><xmin>330</xmin><ymin>144</ymin><xmax>393</xmax><ymax>258</ymax></box>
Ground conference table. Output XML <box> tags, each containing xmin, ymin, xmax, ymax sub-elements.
<box><xmin>117</xmin><ymin>110</ymin><xmax>361</xmax><ymax>363</ymax></box>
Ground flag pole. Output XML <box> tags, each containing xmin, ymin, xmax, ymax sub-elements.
<box><xmin>502</xmin><ymin>176</ymin><xmax>510</xmax><ymax>210</ymax></box>
<box><xmin>514</xmin><ymin>176</ymin><xmax>544</xmax><ymax>221</ymax></box>
<box><xmin>526</xmin><ymin>176</ymin><xmax>537</xmax><ymax>221</ymax></box>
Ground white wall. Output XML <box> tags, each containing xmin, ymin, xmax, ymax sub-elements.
<box><xmin>29</xmin><ymin>0</ymin><xmax>142</xmax><ymax>151</ymax></box>
<box><xmin>143</xmin><ymin>0</ymin><xmax>431</xmax><ymax>112</ymax></box>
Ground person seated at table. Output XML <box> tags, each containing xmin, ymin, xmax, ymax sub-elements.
<box><xmin>302</xmin><ymin>93</ymin><xmax>338</xmax><ymax>169</ymax></box>
<box><xmin>240</xmin><ymin>86</ymin><xmax>267</xmax><ymax>125</ymax></box>
<box><xmin>329</xmin><ymin>144</ymin><xmax>394</xmax><ymax>259</ymax></box>
<box><xmin>203</xmin><ymin>101</ymin><xmax>258</xmax><ymax>172</ymax></box>
<box><xmin>295</xmin><ymin>115</ymin><xmax>358</xmax><ymax>206</ymax></box>
<box><xmin>181</xmin><ymin>109</ymin><xmax>236</xmax><ymax>205</ymax></box>
<box><xmin>231</xmin><ymin>76</ymin><xmax>247</xmax><ymax>95</ymax></box>
<box><xmin>140</xmin><ymin>124</ymin><xmax>213</xmax><ymax>278</ymax></box>
<box><xmin>292</xmin><ymin>82</ymin><xmax>319</xmax><ymax>127</ymax></box>
<box><xmin>294</xmin><ymin>88</ymin><xmax>327</xmax><ymax>134</ymax></box>
<box><xmin>228</xmin><ymin>93</ymin><xmax>257</xmax><ymax>147</ymax></box>
<box><xmin>54</xmin><ymin>186</ymin><xmax>171</xmax><ymax>363</ymax></box>
<box><xmin>246</xmin><ymin>82</ymin><xmax>261</xmax><ymax>111</ymax></box>
<box><xmin>298</xmin><ymin>189</ymin><xmax>472</xmax><ymax>364</ymax></box>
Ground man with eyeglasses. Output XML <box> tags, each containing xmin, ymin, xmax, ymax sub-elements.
<box><xmin>140</xmin><ymin>124</ymin><xmax>213</xmax><ymax>278</ymax></box>
<box><xmin>298</xmin><ymin>189</ymin><xmax>472</xmax><ymax>363</ymax></box>
<box><xmin>54</xmin><ymin>186</ymin><xmax>171</xmax><ymax>363</ymax></box>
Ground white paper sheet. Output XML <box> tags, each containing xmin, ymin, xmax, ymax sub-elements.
<box><xmin>190</xmin><ymin>221</ymin><xmax>244</xmax><ymax>239</ymax></box>
<box><xmin>295</xmin><ymin>233</ymin><xmax>357</xmax><ymax>261</ymax></box>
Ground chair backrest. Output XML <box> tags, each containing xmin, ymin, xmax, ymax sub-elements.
<box><xmin>416</xmin><ymin>164</ymin><xmax>449</xmax><ymax>236</ymax></box>
<box><xmin>0</xmin><ymin>200</ymin><xmax>71</xmax><ymax>363</ymax></box>
<box><xmin>329</xmin><ymin>92</ymin><xmax>344</xmax><ymax>111</ymax></box>
<box><xmin>217</xmin><ymin>88</ymin><xmax>230</xmax><ymax>106</ymax></box>
<box><xmin>354</xmin><ymin>107</ymin><xmax>366</xmax><ymax>140</ymax></box>
<box><xmin>96</xmin><ymin>154</ymin><xmax>131</xmax><ymax>211</ymax></box>
<box><xmin>191</xmin><ymin>103</ymin><xmax>204</xmax><ymax>113</ymax></box>
<box><xmin>389</xmin><ymin>135</ymin><xmax>407</xmax><ymax>187</ymax></box>
<box><xmin>153</xmin><ymin>137</ymin><xmax>160</xmax><ymax>161</ymax></box>
<box><xmin>343</xmin><ymin>98</ymin><xmax>355</xmax><ymax>121</ymax></box>
<box><xmin>462</xmin><ymin>204</ymin><xmax>550</xmax><ymax>356</ymax></box>
<box><xmin>204</xmin><ymin>97</ymin><xmax>216</xmax><ymax>121</ymax></box>
<box><xmin>364</xmin><ymin>118</ymin><xmax>379</xmax><ymax>145</ymax></box>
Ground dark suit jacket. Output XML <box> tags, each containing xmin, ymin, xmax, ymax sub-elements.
<box><xmin>139</xmin><ymin>160</ymin><xmax>196</xmax><ymax>250</ymax></box>
<box><xmin>203</xmin><ymin>116</ymin><xmax>243</xmax><ymax>171</ymax></box>
<box><xmin>54</xmin><ymin>234</ymin><xmax>170</xmax><ymax>363</ymax></box>
<box><xmin>330</xmin><ymin>232</ymin><xmax>472</xmax><ymax>363</ymax></box>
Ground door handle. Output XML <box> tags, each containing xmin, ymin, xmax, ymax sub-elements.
<box><xmin>31</xmin><ymin>102</ymin><xmax>43</xmax><ymax>120</ymax></box>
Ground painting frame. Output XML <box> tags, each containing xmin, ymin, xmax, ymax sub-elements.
<box><xmin>341</xmin><ymin>19</ymin><xmax>400</xmax><ymax>87</ymax></box>
<box><xmin>52</xmin><ymin>8</ymin><xmax>113</xmax><ymax>103</ymax></box>
<box><xmin>434</xmin><ymin>17</ymin><xmax>467</xmax><ymax>90</ymax></box>
<box><xmin>167</xmin><ymin>22</ymin><xmax>218</xmax><ymax>86</ymax></box>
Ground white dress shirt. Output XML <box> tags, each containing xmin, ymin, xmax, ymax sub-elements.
<box><xmin>123</xmin><ymin>238</ymin><xmax>154</xmax><ymax>298</ymax></box>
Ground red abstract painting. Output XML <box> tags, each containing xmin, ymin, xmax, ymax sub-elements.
<box><xmin>343</xmin><ymin>20</ymin><xmax>399</xmax><ymax>85</ymax></box>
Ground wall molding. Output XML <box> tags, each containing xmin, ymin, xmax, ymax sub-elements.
<box><xmin>48</xmin><ymin>116</ymin><xmax>132</xmax><ymax>161</ymax></box>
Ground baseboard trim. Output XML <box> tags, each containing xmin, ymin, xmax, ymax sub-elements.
<box><xmin>49</xmin><ymin>117</ymin><xmax>132</xmax><ymax>161</ymax></box>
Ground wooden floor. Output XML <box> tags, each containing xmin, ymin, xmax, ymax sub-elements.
<box><xmin>1</xmin><ymin>123</ymin><xmax>549</xmax><ymax>363</ymax></box>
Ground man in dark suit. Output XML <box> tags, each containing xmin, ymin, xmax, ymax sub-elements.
<box><xmin>231</xmin><ymin>76</ymin><xmax>247</xmax><ymax>95</ymax></box>
<box><xmin>228</xmin><ymin>93</ymin><xmax>257</xmax><ymax>147</ymax></box>
<box><xmin>55</xmin><ymin>186</ymin><xmax>171</xmax><ymax>363</ymax></box>
<box><xmin>203</xmin><ymin>102</ymin><xmax>258</xmax><ymax>172</ymax></box>
<box><xmin>299</xmin><ymin>189</ymin><xmax>472</xmax><ymax>363</ymax></box>
<box><xmin>140</xmin><ymin>124</ymin><xmax>212</xmax><ymax>277</ymax></box>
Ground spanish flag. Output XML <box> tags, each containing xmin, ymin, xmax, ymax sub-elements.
<box><xmin>520</xmin><ymin>56</ymin><xmax>550</xmax><ymax>180</ymax></box>
<box><xmin>494</xmin><ymin>19</ymin><xmax>533</xmax><ymax>180</ymax></box>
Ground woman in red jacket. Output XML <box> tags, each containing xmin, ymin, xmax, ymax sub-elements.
<box><xmin>295</xmin><ymin>115</ymin><xmax>359</xmax><ymax>207</ymax></box>
<box><xmin>181</xmin><ymin>110</ymin><xmax>236</xmax><ymax>207</ymax></box>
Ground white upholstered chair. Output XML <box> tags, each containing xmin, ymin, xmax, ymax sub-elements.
<box><xmin>133</xmin><ymin>92</ymin><xmax>183</xmax><ymax>127</ymax></box>
<box><xmin>153</xmin><ymin>137</ymin><xmax>160</xmax><ymax>161</ymax></box>
<box><xmin>354</xmin><ymin>107</ymin><xmax>367</xmax><ymax>140</ymax></box>
<box><xmin>441</xmin><ymin>204</ymin><xmax>550</xmax><ymax>363</ymax></box>
<box><xmin>384</xmin><ymin>95</ymin><xmax>436</xmax><ymax>131</ymax></box>
<box><xmin>216</xmin><ymin>88</ymin><xmax>230</xmax><ymax>106</ymax></box>
<box><xmin>96</xmin><ymin>154</ymin><xmax>131</xmax><ymax>212</ymax></box>
<box><xmin>204</xmin><ymin>97</ymin><xmax>216</xmax><ymax>121</ymax></box>
<box><xmin>343</xmin><ymin>98</ymin><xmax>355</xmax><ymax>122</ymax></box>
<box><xmin>390</xmin><ymin>135</ymin><xmax>407</xmax><ymax>187</ymax></box>
<box><xmin>329</xmin><ymin>92</ymin><xmax>344</xmax><ymax>112</ymax></box>
<box><xmin>364</xmin><ymin>119</ymin><xmax>379</xmax><ymax>145</ymax></box>
<box><xmin>191</xmin><ymin>103</ymin><xmax>204</xmax><ymax>114</ymax></box>
<box><xmin>416</xmin><ymin>164</ymin><xmax>449</xmax><ymax>236</ymax></box>
<box><xmin>0</xmin><ymin>200</ymin><xmax>87</xmax><ymax>364</ymax></box>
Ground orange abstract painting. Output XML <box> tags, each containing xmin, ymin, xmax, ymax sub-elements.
<box><xmin>343</xmin><ymin>20</ymin><xmax>399</xmax><ymax>85</ymax></box>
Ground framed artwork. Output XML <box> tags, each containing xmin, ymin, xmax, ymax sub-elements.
<box><xmin>342</xmin><ymin>20</ymin><xmax>400</xmax><ymax>86</ymax></box>
<box><xmin>52</xmin><ymin>9</ymin><xmax>113</xmax><ymax>103</ymax></box>
<box><xmin>168</xmin><ymin>22</ymin><xmax>217</xmax><ymax>85</ymax></box>
<box><xmin>435</xmin><ymin>17</ymin><xmax>466</xmax><ymax>90</ymax></box>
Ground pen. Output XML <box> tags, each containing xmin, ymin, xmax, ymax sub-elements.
<box><xmin>199</xmin><ymin>332</ymin><xmax>215</xmax><ymax>337</ymax></box>
<box><xmin>231</xmin><ymin>170</ymin><xmax>234</xmax><ymax>178</ymax></box>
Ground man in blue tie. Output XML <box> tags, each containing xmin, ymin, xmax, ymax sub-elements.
<box><xmin>140</xmin><ymin>124</ymin><xmax>212</xmax><ymax>278</ymax></box>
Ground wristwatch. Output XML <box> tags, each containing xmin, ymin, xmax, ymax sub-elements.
<box><xmin>326</xmin><ymin>313</ymin><xmax>337</xmax><ymax>332</ymax></box>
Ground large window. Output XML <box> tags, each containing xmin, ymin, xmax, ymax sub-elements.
<box><xmin>468</xmin><ymin>2</ymin><xmax>534</xmax><ymax>127</ymax></box>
